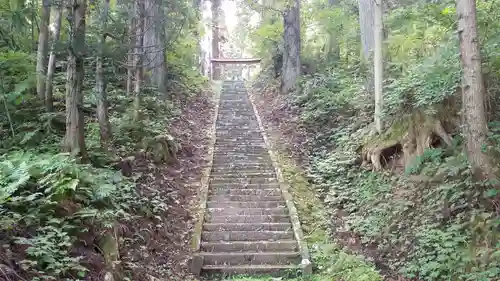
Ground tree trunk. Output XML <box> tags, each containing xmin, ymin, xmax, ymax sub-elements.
<box><xmin>96</xmin><ymin>0</ymin><xmax>112</xmax><ymax>149</ymax></box>
<box><xmin>143</xmin><ymin>0</ymin><xmax>167</xmax><ymax>94</ymax></box>
<box><xmin>211</xmin><ymin>0</ymin><xmax>221</xmax><ymax>80</ymax></box>
<box><xmin>45</xmin><ymin>2</ymin><xmax>63</xmax><ymax>112</ymax></box>
<box><xmin>374</xmin><ymin>0</ymin><xmax>383</xmax><ymax>133</ymax></box>
<box><xmin>126</xmin><ymin>16</ymin><xmax>136</xmax><ymax>95</ymax></box>
<box><xmin>133</xmin><ymin>0</ymin><xmax>145</xmax><ymax>122</ymax></box>
<box><xmin>358</xmin><ymin>0</ymin><xmax>375</xmax><ymax>92</ymax></box>
<box><xmin>281</xmin><ymin>0</ymin><xmax>301</xmax><ymax>94</ymax></box>
<box><xmin>64</xmin><ymin>0</ymin><xmax>87</xmax><ymax>159</ymax></box>
<box><xmin>327</xmin><ymin>0</ymin><xmax>340</xmax><ymax>61</ymax></box>
<box><xmin>456</xmin><ymin>0</ymin><xmax>494</xmax><ymax>179</ymax></box>
<box><xmin>358</xmin><ymin>0</ymin><xmax>375</xmax><ymax>62</ymax></box>
<box><xmin>36</xmin><ymin>0</ymin><xmax>51</xmax><ymax>103</ymax></box>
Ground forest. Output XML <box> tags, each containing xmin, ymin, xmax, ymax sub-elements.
<box><xmin>1</xmin><ymin>0</ymin><xmax>499</xmax><ymax>280</ymax></box>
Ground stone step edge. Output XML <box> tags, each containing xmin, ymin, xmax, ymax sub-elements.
<box><xmin>203</xmin><ymin>223</ymin><xmax>292</xmax><ymax>231</ymax></box>
<box><xmin>190</xmin><ymin>81</ymin><xmax>222</xmax><ymax>276</ymax></box>
<box><xmin>200</xmin><ymin>240</ymin><xmax>298</xmax><ymax>251</ymax></box>
<box><xmin>199</xmin><ymin>251</ymin><xmax>301</xmax><ymax>266</ymax></box>
<box><xmin>201</xmin><ymin>264</ymin><xmax>299</xmax><ymax>275</ymax></box>
<box><xmin>247</xmin><ymin>88</ymin><xmax>313</xmax><ymax>275</ymax></box>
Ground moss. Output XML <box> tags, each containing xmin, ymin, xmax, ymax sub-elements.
<box><xmin>275</xmin><ymin>153</ymin><xmax>329</xmax><ymax>245</ymax></box>
<box><xmin>274</xmin><ymin>152</ymin><xmax>383</xmax><ymax>281</ymax></box>
<box><xmin>362</xmin><ymin>116</ymin><xmax>410</xmax><ymax>147</ymax></box>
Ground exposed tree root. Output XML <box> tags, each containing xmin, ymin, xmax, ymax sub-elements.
<box><xmin>361</xmin><ymin>114</ymin><xmax>454</xmax><ymax>172</ymax></box>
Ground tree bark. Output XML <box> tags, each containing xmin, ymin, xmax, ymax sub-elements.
<box><xmin>374</xmin><ymin>0</ymin><xmax>383</xmax><ymax>133</ymax></box>
<box><xmin>36</xmin><ymin>0</ymin><xmax>51</xmax><ymax>103</ymax></box>
<box><xmin>45</xmin><ymin>2</ymin><xmax>63</xmax><ymax>112</ymax></box>
<box><xmin>133</xmin><ymin>0</ymin><xmax>145</xmax><ymax>122</ymax></box>
<box><xmin>64</xmin><ymin>0</ymin><xmax>87</xmax><ymax>159</ymax></box>
<box><xmin>96</xmin><ymin>0</ymin><xmax>112</xmax><ymax>149</ymax></box>
<box><xmin>456</xmin><ymin>0</ymin><xmax>494</xmax><ymax>179</ymax></box>
<box><xmin>281</xmin><ymin>0</ymin><xmax>301</xmax><ymax>94</ymax></box>
<box><xmin>358</xmin><ymin>0</ymin><xmax>375</xmax><ymax>92</ymax></box>
<box><xmin>211</xmin><ymin>0</ymin><xmax>221</xmax><ymax>80</ymax></box>
<box><xmin>358</xmin><ymin>0</ymin><xmax>375</xmax><ymax>61</ymax></box>
<box><xmin>126</xmin><ymin>16</ymin><xmax>136</xmax><ymax>95</ymax></box>
<box><xmin>143</xmin><ymin>0</ymin><xmax>167</xmax><ymax>94</ymax></box>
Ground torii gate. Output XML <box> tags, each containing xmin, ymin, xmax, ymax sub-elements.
<box><xmin>210</xmin><ymin>58</ymin><xmax>261</xmax><ymax>80</ymax></box>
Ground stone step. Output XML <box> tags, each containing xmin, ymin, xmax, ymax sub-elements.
<box><xmin>203</xmin><ymin>223</ymin><xmax>292</xmax><ymax>232</ymax></box>
<box><xmin>208</xmin><ymin>194</ymin><xmax>283</xmax><ymax>202</ymax></box>
<box><xmin>210</xmin><ymin>164</ymin><xmax>275</xmax><ymax>170</ymax></box>
<box><xmin>215</xmin><ymin>130</ymin><xmax>262</xmax><ymax>137</ymax></box>
<box><xmin>201</xmin><ymin>240</ymin><xmax>297</xmax><ymax>252</ymax></box>
<box><xmin>202</xmin><ymin>264</ymin><xmax>298</xmax><ymax>275</ymax></box>
<box><xmin>216</xmin><ymin>127</ymin><xmax>260</xmax><ymax>131</ymax></box>
<box><xmin>215</xmin><ymin>135</ymin><xmax>263</xmax><ymax>139</ymax></box>
<box><xmin>210</xmin><ymin>172</ymin><xmax>276</xmax><ymax>178</ymax></box>
<box><xmin>210</xmin><ymin>188</ymin><xmax>282</xmax><ymax>196</ymax></box>
<box><xmin>210</xmin><ymin>183</ymin><xmax>280</xmax><ymax>189</ymax></box>
<box><xmin>207</xmin><ymin>201</ymin><xmax>287</xmax><ymax>209</ymax></box>
<box><xmin>216</xmin><ymin>125</ymin><xmax>259</xmax><ymax>129</ymax></box>
<box><xmin>211</xmin><ymin>168</ymin><xmax>275</xmax><ymax>174</ymax></box>
<box><xmin>214</xmin><ymin>143</ymin><xmax>266</xmax><ymax>148</ymax></box>
<box><xmin>212</xmin><ymin>161</ymin><xmax>272</xmax><ymax>166</ymax></box>
<box><xmin>214</xmin><ymin>150</ymin><xmax>269</xmax><ymax>156</ymax></box>
<box><xmin>214</xmin><ymin>138</ymin><xmax>265</xmax><ymax>142</ymax></box>
<box><xmin>211</xmin><ymin>165</ymin><xmax>274</xmax><ymax>171</ymax></box>
<box><xmin>213</xmin><ymin>152</ymin><xmax>269</xmax><ymax>157</ymax></box>
<box><xmin>214</xmin><ymin>145</ymin><xmax>267</xmax><ymax>150</ymax></box>
<box><xmin>211</xmin><ymin>163</ymin><xmax>274</xmax><ymax>169</ymax></box>
<box><xmin>200</xmin><ymin>251</ymin><xmax>301</xmax><ymax>266</ymax></box>
<box><xmin>212</xmin><ymin>156</ymin><xmax>270</xmax><ymax>162</ymax></box>
<box><xmin>216</xmin><ymin>129</ymin><xmax>262</xmax><ymax>133</ymax></box>
<box><xmin>206</xmin><ymin>215</ymin><xmax>291</xmax><ymax>223</ymax></box>
<box><xmin>210</xmin><ymin>178</ymin><xmax>278</xmax><ymax>185</ymax></box>
<box><xmin>201</xmin><ymin>230</ymin><xmax>293</xmax><ymax>241</ymax></box>
<box><xmin>207</xmin><ymin>207</ymin><xmax>288</xmax><ymax>216</ymax></box>
<box><xmin>215</xmin><ymin>136</ymin><xmax>264</xmax><ymax>141</ymax></box>
<box><xmin>218</xmin><ymin>110</ymin><xmax>255</xmax><ymax>114</ymax></box>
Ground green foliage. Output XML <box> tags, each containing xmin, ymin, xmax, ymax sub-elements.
<box><xmin>0</xmin><ymin>150</ymin><xmax>139</xmax><ymax>279</ymax></box>
<box><xmin>310</xmin><ymin>133</ymin><xmax>499</xmax><ymax>280</ymax></box>
<box><xmin>251</xmin><ymin>0</ymin><xmax>500</xmax><ymax>280</ymax></box>
<box><xmin>0</xmin><ymin>0</ymin><xmax>206</xmax><ymax>279</ymax></box>
<box><xmin>384</xmin><ymin>42</ymin><xmax>461</xmax><ymax>115</ymax></box>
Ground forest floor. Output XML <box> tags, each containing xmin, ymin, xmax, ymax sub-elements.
<box><xmin>117</xmin><ymin>84</ymin><xmax>217</xmax><ymax>281</ymax></box>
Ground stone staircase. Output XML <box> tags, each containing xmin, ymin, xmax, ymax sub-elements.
<box><xmin>190</xmin><ymin>81</ymin><xmax>311</xmax><ymax>277</ymax></box>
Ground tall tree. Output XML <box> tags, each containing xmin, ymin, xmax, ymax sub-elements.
<box><xmin>126</xmin><ymin>16</ymin><xmax>136</xmax><ymax>95</ymax></box>
<box><xmin>211</xmin><ymin>0</ymin><xmax>222</xmax><ymax>79</ymax></box>
<box><xmin>456</xmin><ymin>0</ymin><xmax>494</xmax><ymax>179</ymax></box>
<box><xmin>45</xmin><ymin>1</ymin><xmax>64</xmax><ymax>111</ymax></box>
<box><xmin>374</xmin><ymin>0</ymin><xmax>383</xmax><ymax>133</ymax></box>
<box><xmin>143</xmin><ymin>0</ymin><xmax>167</xmax><ymax>94</ymax></box>
<box><xmin>96</xmin><ymin>0</ymin><xmax>112</xmax><ymax>148</ymax></box>
<box><xmin>281</xmin><ymin>0</ymin><xmax>300</xmax><ymax>94</ymax></box>
<box><xmin>326</xmin><ymin>0</ymin><xmax>340</xmax><ymax>61</ymax></box>
<box><xmin>358</xmin><ymin>0</ymin><xmax>375</xmax><ymax>94</ymax></box>
<box><xmin>64</xmin><ymin>0</ymin><xmax>87</xmax><ymax>158</ymax></box>
<box><xmin>133</xmin><ymin>0</ymin><xmax>145</xmax><ymax>122</ymax></box>
<box><xmin>36</xmin><ymin>0</ymin><xmax>51</xmax><ymax>102</ymax></box>
<box><xmin>358</xmin><ymin>0</ymin><xmax>375</xmax><ymax>62</ymax></box>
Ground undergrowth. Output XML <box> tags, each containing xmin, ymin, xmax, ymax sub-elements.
<box><xmin>248</xmin><ymin>1</ymin><xmax>500</xmax><ymax>280</ymax></box>
<box><xmin>0</xmin><ymin>49</ymin><xmax>206</xmax><ymax>280</ymax></box>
